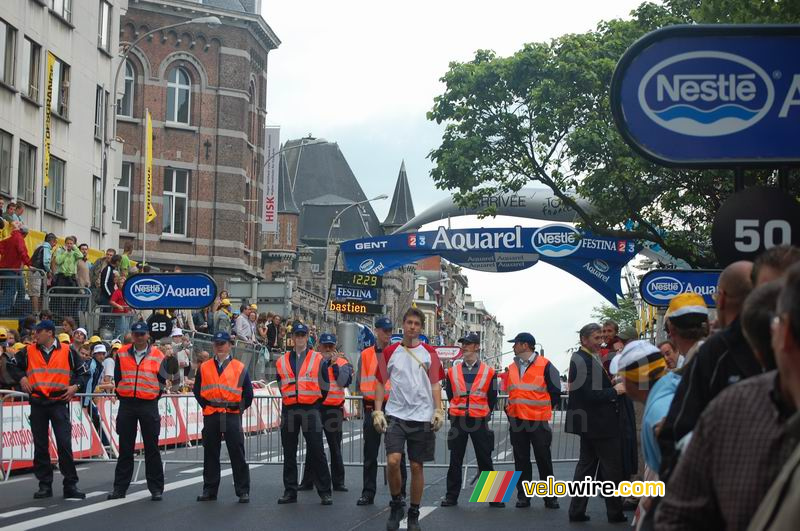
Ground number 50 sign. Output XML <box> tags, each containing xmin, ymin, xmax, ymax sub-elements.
<box><xmin>712</xmin><ymin>187</ymin><xmax>800</xmax><ymax>266</ymax></box>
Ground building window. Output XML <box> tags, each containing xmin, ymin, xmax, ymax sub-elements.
<box><xmin>44</xmin><ymin>155</ymin><xmax>65</xmax><ymax>215</ymax></box>
<box><xmin>115</xmin><ymin>162</ymin><xmax>131</xmax><ymax>231</ymax></box>
<box><xmin>0</xmin><ymin>19</ymin><xmax>16</xmax><ymax>86</ymax></box>
<box><xmin>286</xmin><ymin>220</ymin><xmax>292</xmax><ymax>246</ymax></box>
<box><xmin>0</xmin><ymin>129</ymin><xmax>11</xmax><ymax>194</ymax></box>
<box><xmin>50</xmin><ymin>0</ymin><xmax>72</xmax><ymax>23</ymax></box>
<box><xmin>92</xmin><ymin>175</ymin><xmax>102</xmax><ymax>230</ymax></box>
<box><xmin>97</xmin><ymin>1</ymin><xmax>111</xmax><ymax>51</ymax></box>
<box><xmin>273</xmin><ymin>224</ymin><xmax>280</xmax><ymax>246</ymax></box>
<box><xmin>163</xmin><ymin>168</ymin><xmax>188</xmax><ymax>236</ymax></box>
<box><xmin>17</xmin><ymin>141</ymin><xmax>36</xmax><ymax>205</ymax></box>
<box><xmin>50</xmin><ymin>56</ymin><xmax>70</xmax><ymax>117</ymax></box>
<box><xmin>94</xmin><ymin>86</ymin><xmax>105</xmax><ymax>139</ymax></box>
<box><xmin>166</xmin><ymin>67</ymin><xmax>191</xmax><ymax>124</ymax></box>
<box><xmin>22</xmin><ymin>37</ymin><xmax>40</xmax><ymax>101</ymax></box>
<box><xmin>118</xmin><ymin>60</ymin><xmax>134</xmax><ymax>117</ymax></box>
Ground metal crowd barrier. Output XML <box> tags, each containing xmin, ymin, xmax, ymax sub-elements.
<box><xmin>0</xmin><ymin>268</ymin><xmax>47</xmax><ymax>320</ymax></box>
<box><xmin>45</xmin><ymin>286</ymin><xmax>93</xmax><ymax>327</ymax></box>
<box><xmin>85</xmin><ymin>312</ymin><xmax>135</xmax><ymax>339</ymax></box>
<box><xmin>1</xmin><ymin>391</ymin><xmax>579</xmax><ymax>483</ymax></box>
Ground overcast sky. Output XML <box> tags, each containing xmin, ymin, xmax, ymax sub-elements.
<box><xmin>263</xmin><ymin>0</ymin><xmax>645</xmax><ymax>372</ymax></box>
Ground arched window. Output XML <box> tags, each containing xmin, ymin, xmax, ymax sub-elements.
<box><xmin>166</xmin><ymin>66</ymin><xmax>191</xmax><ymax>124</ymax></box>
<box><xmin>118</xmin><ymin>60</ymin><xmax>135</xmax><ymax>117</ymax></box>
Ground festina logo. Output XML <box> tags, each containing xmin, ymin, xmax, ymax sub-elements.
<box><xmin>431</xmin><ymin>226</ymin><xmax>523</xmax><ymax>251</ymax></box>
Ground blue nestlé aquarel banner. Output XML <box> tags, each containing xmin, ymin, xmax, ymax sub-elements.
<box><xmin>640</xmin><ymin>269</ymin><xmax>721</xmax><ymax>308</ymax></box>
<box><xmin>123</xmin><ymin>273</ymin><xmax>217</xmax><ymax>310</ymax></box>
<box><xmin>341</xmin><ymin>225</ymin><xmax>640</xmax><ymax>305</ymax></box>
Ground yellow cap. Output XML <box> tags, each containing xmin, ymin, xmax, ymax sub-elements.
<box><xmin>221</xmin><ymin>298</ymin><xmax>231</xmax><ymax>306</ymax></box>
<box><xmin>58</xmin><ymin>332</ymin><xmax>71</xmax><ymax>343</ymax></box>
<box><xmin>249</xmin><ymin>304</ymin><xmax>258</xmax><ymax>310</ymax></box>
<box><xmin>665</xmin><ymin>292</ymin><xmax>709</xmax><ymax>319</ymax></box>
<box><xmin>0</xmin><ymin>327</ymin><xmax>7</xmax><ymax>339</ymax></box>
<box><xmin>12</xmin><ymin>342</ymin><xmax>26</xmax><ymax>351</ymax></box>
<box><xmin>89</xmin><ymin>335</ymin><xmax>102</xmax><ymax>343</ymax></box>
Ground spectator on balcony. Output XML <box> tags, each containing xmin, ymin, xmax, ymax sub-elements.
<box><xmin>119</xmin><ymin>242</ymin><xmax>134</xmax><ymax>277</ymax></box>
<box><xmin>54</xmin><ymin>236</ymin><xmax>83</xmax><ymax>309</ymax></box>
<box><xmin>99</xmin><ymin>255</ymin><xmax>121</xmax><ymax>308</ymax></box>
<box><xmin>77</xmin><ymin>244</ymin><xmax>91</xmax><ymax>291</ymax></box>
<box><xmin>91</xmin><ymin>248</ymin><xmax>116</xmax><ymax>302</ymax></box>
<box><xmin>109</xmin><ymin>276</ymin><xmax>131</xmax><ymax>335</ymax></box>
<box><xmin>12</xmin><ymin>203</ymin><xmax>24</xmax><ymax>224</ymax></box>
<box><xmin>0</xmin><ymin>222</ymin><xmax>31</xmax><ymax>313</ymax></box>
<box><xmin>2</xmin><ymin>201</ymin><xmax>13</xmax><ymax>221</ymax></box>
<box><xmin>26</xmin><ymin>232</ymin><xmax>56</xmax><ymax>315</ymax></box>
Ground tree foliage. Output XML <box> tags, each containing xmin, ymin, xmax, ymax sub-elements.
<box><xmin>428</xmin><ymin>0</ymin><xmax>800</xmax><ymax>268</ymax></box>
<box><xmin>592</xmin><ymin>296</ymin><xmax>638</xmax><ymax>331</ymax></box>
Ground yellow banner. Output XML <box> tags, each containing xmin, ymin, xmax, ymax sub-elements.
<box><xmin>43</xmin><ymin>52</ymin><xmax>56</xmax><ymax>188</ymax></box>
<box><xmin>145</xmin><ymin>110</ymin><xmax>156</xmax><ymax>223</ymax></box>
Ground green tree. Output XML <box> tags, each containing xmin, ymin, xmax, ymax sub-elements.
<box><xmin>427</xmin><ymin>0</ymin><xmax>800</xmax><ymax>268</ymax></box>
<box><xmin>592</xmin><ymin>297</ymin><xmax>638</xmax><ymax>331</ymax></box>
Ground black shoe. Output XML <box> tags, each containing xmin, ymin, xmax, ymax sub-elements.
<box><xmin>151</xmin><ymin>492</ymin><xmax>163</xmax><ymax>501</ymax></box>
<box><xmin>33</xmin><ymin>487</ymin><xmax>52</xmax><ymax>499</ymax></box>
<box><xmin>321</xmin><ymin>495</ymin><xmax>333</xmax><ymax>505</ymax></box>
<box><xmin>387</xmin><ymin>500</ymin><xmax>406</xmax><ymax>531</ymax></box>
<box><xmin>107</xmin><ymin>491</ymin><xmax>126</xmax><ymax>500</ymax></box>
<box><xmin>515</xmin><ymin>499</ymin><xmax>531</xmax><ymax>508</ymax></box>
<box><xmin>297</xmin><ymin>482</ymin><xmax>314</xmax><ymax>491</ymax></box>
<box><xmin>197</xmin><ymin>492</ymin><xmax>217</xmax><ymax>502</ymax></box>
<box><xmin>333</xmin><ymin>485</ymin><xmax>348</xmax><ymax>492</ymax></box>
<box><xmin>356</xmin><ymin>496</ymin><xmax>374</xmax><ymax>506</ymax></box>
<box><xmin>277</xmin><ymin>494</ymin><xmax>297</xmax><ymax>504</ymax></box>
<box><xmin>622</xmin><ymin>499</ymin><xmax>639</xmax><ymax>511</ymax></box>
<box><xmin>440</xmin><ymin>498</ymin><xmax>458</xmax><ymax>507</ymax></box>
<box><xmin>608</xmin><ymin>513</ymin><xmax>628</xmax><ymax>523</ymax></box>
<box><xmin>489</xmin><ymin>502</ymin><xmax>505</xmax><ymax>508</ymax></box>
<box><xmin>238</xmin><ymin>493</ymin><xmax>250</xmax><ymax>504</ymax></box>
<box><xmin>63</xmin><ymin>488</ymin><xmax>86</xmax><ymax>500</ymax></box>
<box><xmin>406</xmin><ymin>507</ymin><xmax>421</xmax><ymax>531</ymax></box>
<box><xmin>545</xmin><ymin>498</ymin><xmax>560</xmax><ymax>509</ymax></box>
<box><xmin>569</xmin><ymin>514</ymin><xmax>591</xmax><ymax>522</ymax></box>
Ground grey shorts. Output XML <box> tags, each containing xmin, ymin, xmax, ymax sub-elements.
<box><xmin>385</xmin><ymin>416</ymin><xmax>435</xmax><ymax>463</ymax></box>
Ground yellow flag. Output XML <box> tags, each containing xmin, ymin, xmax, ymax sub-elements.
<box><xmin>43</xmin><ymin>52</ymin><xmax>56</xmax><ymax>188</ymax></box>
<box><xmin>145</xmin><ymin>110</ymin><xmax>156</xmax><ymax>223</ymax></box>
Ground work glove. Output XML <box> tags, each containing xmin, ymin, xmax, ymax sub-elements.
<box><xmin>372</xmin><ymin>410</ymin><xmax>388</xmax><ymax>433</ymax></box>
<box><xmin>432</xmin><ymin>409</ymin><xmax>445</xmax><ymax>432</ymax></box>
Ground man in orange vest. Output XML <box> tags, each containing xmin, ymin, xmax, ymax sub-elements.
<box><xmin>299</xmin><ymin>332</ymin><xmax>352</xmax><ymax>492</ymax></box>
<box><xmin>107</xmin><ymin>321</ymin><xmax>172</xmax><ymax>501</ymax></box>
<box><xmin>505</xmin><ymin>331</ymin><xmax>562</xmax><ymax>509</ymax></box>
<box><xmin>11</xmin><ymin>320</ymin><xmax>88</xmax><ymax>499</ymax></box>
<box><xmin>441</xmin><ymin>333</ymin><xmax>501</xmax><ymax>508</ymax></box>
<box><xmin>356</xmin><ymin>317</ymin><xmax>407</xmax><ymax>506</ymax></box>
<box><xmin>275</xmin><ymin>322</ymin><xmax>333</xmax><ymax>505</ymax></box>
<box><xmin>193</xmin><ymin>331</ymin><xmax>253</xmax><ymax>503</ymax></box>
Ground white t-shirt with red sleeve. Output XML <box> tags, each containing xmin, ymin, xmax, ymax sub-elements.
<box><xmin>377</xmin><ymin>342</ymin><xmax>444</xmax><ymax>422</ymax></box>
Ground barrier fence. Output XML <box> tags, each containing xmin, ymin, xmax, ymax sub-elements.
<box><xmin>0</xmin><ymin>268</ymin><xmax>47</xmax><ymax>320</ymax></box>
<box><xmin>1</xmin><ymin>391</ymin><xmax>579</xmax><ymax>482</ymax></box>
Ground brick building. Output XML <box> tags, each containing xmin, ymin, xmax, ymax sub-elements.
<box><xmin>113</xmin><ymin>0</ymin><xmax>279</xmax><ymax>282</ymax></box>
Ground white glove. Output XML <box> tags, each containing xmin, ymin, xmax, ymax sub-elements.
<box><xmin>372</xmin><ymin>410</ymin><xmax>388</xmax><ymax>433</ymax></box>
<box><xmin>432</xmin><ymin>409</ymin><xmax>445</xmax><ymax>432</ymax></box>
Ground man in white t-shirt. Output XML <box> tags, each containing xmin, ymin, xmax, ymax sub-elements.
<box><xmin>171</xmin><ymin>328</ymin><xmax>191</xmax><ymax>384</ymax></box>
<box><xmin>373</xmin><ymin>308</ymin><xmax>444</xmax><ymax>531</ymax></box>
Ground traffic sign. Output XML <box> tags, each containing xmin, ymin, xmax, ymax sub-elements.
<box><xmin>640</xmin><ymin>269</ymin><xmax>721</xmax><ymax>308</ymax></box>
<box><xmin>328</xmin><ymin>299</ymin><xmax>384</xmax><ymax>315</ymax></box>
<box><xmin>146</xmin><ymin>313</ymin><xmax>173</xmax><ymax>340</ymax></box>
<box><xmin>711</xmin><ymin>187</ymin><xmax>800</xmax><ymax>266</ymax></box>
<box><xmin>611</xmin><ymin>25</ymin><xmax>800</xmax><ymax>167</ymax></box>
<box><xmin>123</xmin><ymin>273</ymin><xmax>217</xmax><ymax>309</ymax></box>
<box><xmin>331</xmin><ymin>270</ymin><xmax>383</xmax><ymax>289</ymax></box>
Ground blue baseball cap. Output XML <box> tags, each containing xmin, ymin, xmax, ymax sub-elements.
<box><xmin>508</xmin><ymin>332</ymin><xmax>536</xmax><ymax>345</ymax></box>
<box><xmin>374</xmin><ymin>317</ymin><xmax>393</xmax><ymax>331</ymax></box>
<box><xmin>213</xmin><ymin>331</ymin><xmax>232</xmax><ymax>343</ymax></box>
<box><xmin>319</xmin><ymin>333</ymin><xmax>336</xmax><ymax>345</ymax></box>
<box><xmin>35</xmin><ymin>320</ymin><xmax>56</xmax><ymax>332</ymax></box>
<box><xmin>293</xmin><ymin>323</ymin><xmax>309</xmax><ymax>335</ymax></box>
<box><xmin>459</xmin><ymin>333</ymin><xmax>480</xmax><ymax>344</ymax></box>
<box><xmin>131</xmin><ymin>322</ymin><xmax>149</xmax><ymax>334</ymax></box>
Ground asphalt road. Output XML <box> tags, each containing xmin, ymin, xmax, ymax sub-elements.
<box><xmin>0</xmin><ymin>416</ymin><xmax>630</xmax><ymax>531</ymax></box>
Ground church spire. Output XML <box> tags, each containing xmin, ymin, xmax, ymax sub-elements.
<box><xmin>382</xmin><ymin>160</ymin><xmax>415</xmax><ymax>233</ymax></box>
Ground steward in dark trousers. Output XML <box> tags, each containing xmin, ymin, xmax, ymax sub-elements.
<box><xmin>441</xmin><ymin>333</ymin><xmax>500</xmax><ymax>507</ymax></box>
<box><xmin>356</xmin><ymin>317</ymin><xmax>407</xmax><ymax>506</ymax></box>
<box><xmin>275</xmin><ymin>322</ymin><xmax>333</xmax><ymax>505</ymax></box>
<box><xmin>108</xmin><ymin>322</ymin><xmax>171</xmax><ymax>501</ymax></box>
<box><xmin>11</xmin><ymin>320</ymin><xmax>88</xmax><ymax>499</ymax></box>
<box><xmin>300</xmin><ymin>333</ymin><xmax>353</xmax><ymax>491</ymax></box>
<box><xmin>193</xmin><ymin>331</ymin><xmax>253</xmax><ymax>503</ymax></box>
<box><xmin>505</xmin><ymin>332</ymin><xmax>562</xmax><ymax>509</ymax></box>
<box><xmin>566</xmin><ymin>324</ymin><xmax>627</xmax><ymax>524</ymax></box>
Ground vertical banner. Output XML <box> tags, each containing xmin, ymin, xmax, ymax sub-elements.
<box><xmin>43</xmin><ymin>52</ymin><xmax>56</xmax><ymax>187</ymax></box>
<box><xmin>262</xmin><ymin>126</ymin><xmax>280</xmax><ymax>232</ymax></box>
<box><xmin>145</xmin><ymin>110</ymin><xmax>156</xmax><ymax>223</ymax></box>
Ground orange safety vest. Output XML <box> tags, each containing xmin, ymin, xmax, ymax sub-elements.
<box><xmin>505</xmin><ymin>356</ymin><xmax>553</xmax><ymax>421</ymax></box>
<box><xmin>26</xmin><ymin>343</ymin><xmax>71</xmax><ymax>398</ymax></box>
<box><xmin>116</xmin><ymin>344</ymin><xmax>165</xmax><ymax>400</ymax></box>
<box><xmin>448</xmin><ymin>362</ymin><xmax>494</xmax><ymax>418</ymax></box>
<box><xmin>199</xmin><ymin>357</ymin><xmax>245</xmax><ymax>415</ymax></box>
<box><xmin>276</xmin><ymin>350</ymin><xmax>323</xmax><ymax>406</ymax></box>
<box><xmin>359</xmin><ymin>346</ymin><xmax>391</xmax><ymax>402</ymax></box>
<box><xmin>323</xmin><ymin>357</ymin><xmax>350</xmax><ymax>407</ymax></box>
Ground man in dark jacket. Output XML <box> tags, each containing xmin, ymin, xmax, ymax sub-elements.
<box><xmin>566</xmin><ymin>323</ymin><xmax>626</xmax><ymax>523</ymax></box>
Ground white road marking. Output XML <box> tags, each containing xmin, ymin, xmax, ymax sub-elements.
<box><xmin>65</xmin><ymin>491</ymin><xmax>105</xmax><ymax>502</ymax></box>
<box><xmin>0</xmin><ymin>477</ymin><xmax>32</xmax><ymax>485</ymax></box>
<box><xmin>0</xmin><ymin>508</ymin><xmax>43</xmax><ymax>519</ymax></box>
<box><xmin>178</xmin><ymin>467</ymin><xmax>205</xmax><ymax>474</ymax></box>
<box><xmin>399</xmin><ymin>506</ymin><xmax>436</xmax><ymax>529</ymax></box>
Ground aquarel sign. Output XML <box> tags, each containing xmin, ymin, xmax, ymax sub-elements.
<box><xmin>611</xmin><ymin>25</ymin><xmax>800</xmax><ymax>167</ymax></box>
<box><xmin>123</xmin><ymin>273</ymin><xmax>217</xmax><ymax>310</ymax></box>
<box><xmin>640</xmin><ymin>269</ymin><xmax>721</xmax><ymax>308</ymax></box>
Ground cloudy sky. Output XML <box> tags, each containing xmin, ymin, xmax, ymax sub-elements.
<box><xmin>263</xmin><ymin>0</ymin><xmax>645</xmax><ymax>371</ymax></box>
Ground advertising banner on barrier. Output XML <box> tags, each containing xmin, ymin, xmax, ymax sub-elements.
<box><xmin>341</xmin><ymin>225</ymin><xmax>640</xmax><ymax>305</ymax></box>
<box><xmin>68</xmin><ymin>402</ymin><xmax>107</xmax><ymax>459</ymax></box>
<box><xmin>174</xmin><ymin>395</ymin><xmax>204</xmax><ymax>442</ymax></box>
<box><xmin>97</xmin><ymin>397</ymin><xmax>185</xmax><ymax>456</ymax></box>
